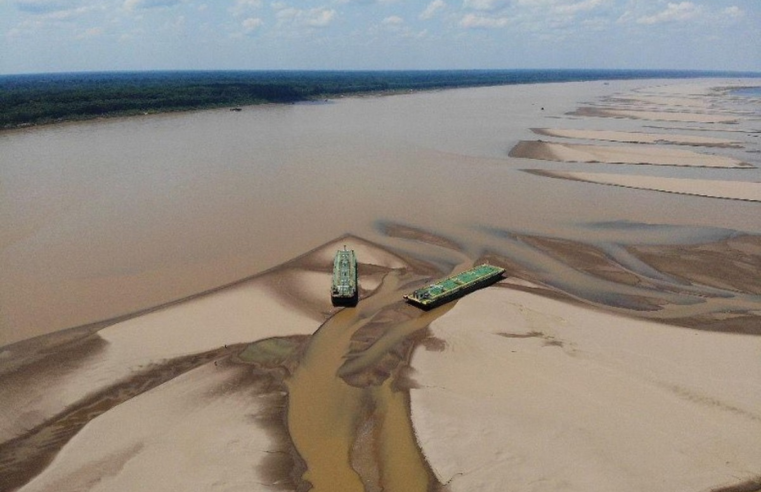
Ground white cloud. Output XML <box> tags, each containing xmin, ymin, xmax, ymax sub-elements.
<box><xmin>636</xmin><ymin>2</ymin><xmax>702</xmax><ymax>24</ymax></box>
<box><xmin>230</xmin><ymin>0</ymin><xmax>261</xmax><ymax>17</ymax></box>
<box><xmin>722</xmin><ymin>6</ymin><xmax>742</xmax><ymax>18</ymax></box>
<box><xmin>459</xmin><ymin>12</ymin><xmax>509</xmax><ymax>28</ymax></box>
<box><xmin>14</xmin><ymin>0</ymin><xmax>77</xmax><ymax>14</ymax></box>
<box><xmin>419</xmin><ymin>0</ymin><xmax>445</xmax><ymax>20</ymax></box>
<box><xmin>76</xmin><ymin>26</ymin><xmax>103</xmax><ymax>39</ymax></box>
<box><xmin>463</xmin><ymin>0</ymin><xmax>507</xmax><ymax>12</ymax></box>
<box><xmin>124</xmin><ymin>0</ymin><xmax>182</xmax><ymax>11</ymax></box>
<box><xmin>274</xmin><ymin>6</ymin><xmax>336</xmax><ymax>28</ymax></box>
<box><xmin>242</xmin><ymin>16</ymin><xmax>263</xmax><ymax>32</ymax></box>
<box><xmin>337</xmin><ymin>0</ymin><xmax>399</xmax><ymax>4</ymax></box>
<box><xmin>306</xmin><ymin>8</ymin><xmax>335</xmax><ymax>27</ymax></box>
<box><xmin>552</xmin><ymin>0</ymin><xmax>605</xmax><ymax>15</ymax></box>
<box><xmin>382</xmin><ymin>15</ymin><xmax>403</xmax><ymax>25</ymax></box>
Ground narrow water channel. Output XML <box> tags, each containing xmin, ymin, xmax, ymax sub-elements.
<box><xmin>285</xmin><ymin>269</ymin><xmax>454</xmax><ymax>491</ymax></box>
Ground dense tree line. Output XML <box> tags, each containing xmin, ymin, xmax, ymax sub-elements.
<box><xmin>0</xmin><ymin>69</ymin><xmax>753</xmax><ymax>129</ymax></box>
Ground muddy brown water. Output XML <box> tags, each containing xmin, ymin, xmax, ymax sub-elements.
<box><xmin>2</xmin><ymin>78</ymin><xmax>761</xmax><ymax>347</ymax></box>
<box><xmin>1</xmin><ymin>79</ymin><xmax>761</xmax><ymax>490</ymax></box>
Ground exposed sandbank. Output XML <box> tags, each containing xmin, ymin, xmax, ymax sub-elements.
<box><xmin>3</xmin><ymin>227</ymin><xmax>761</xmax><ymax>492</ymax></box>
<box><xmin>510</xmin><ymin>141</ymin><xmax>751</xmax><ymax>168</ymax></box>
<box><xmin>527</xmin><ymin>170</ymin><xmax>761</xmax><ymax>203</ymax></box>
<box><xmin>410</xmin><ymin>287</ymin><xmax>761</xmax><ymax>492</ymax></box>
<box><xmin>570</xmin><ymin>107</ymin><xmax>741</xmax><ymax>124</ymax></box>
<box><xmin>531</xmin><ymin>128</ymin><xmax>742</xmax><ymax>147</ymax></box>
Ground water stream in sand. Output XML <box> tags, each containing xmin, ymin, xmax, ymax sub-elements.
<box><xmin>3</xmin><ymin>78</ymin><xmax>760</xmax><ymax>346</ymax></box>
<box><xmin>286</xmin><ymin>268</ymin><xmax>453</xmax><ymax>490</ymax></box>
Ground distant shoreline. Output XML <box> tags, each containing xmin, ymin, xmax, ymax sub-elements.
<box><xmin>2</xmin><ymin>68</ymin><xmax>759</xmax><ymax>131</ymax></box>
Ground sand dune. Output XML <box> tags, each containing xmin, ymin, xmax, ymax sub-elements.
<box><xmin>410</xmin><ymin>287</ymin><xmax>761</xmax><ymax>492</ymax></box>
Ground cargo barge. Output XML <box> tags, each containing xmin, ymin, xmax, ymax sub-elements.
<box><xmin>403</xmin><ymin>264</ymin><xmax>505</xmax><ymax>309</ymax></box>
<box><xmin>331</xmin><ymin>247</ymin><xmax>358</xmax><ymax>307</ymax></box>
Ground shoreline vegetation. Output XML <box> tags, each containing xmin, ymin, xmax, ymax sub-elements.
<box><xmin>1</xmin><ymin>68</ymin><xmax>759</xmax><ymax>130</ymax></box>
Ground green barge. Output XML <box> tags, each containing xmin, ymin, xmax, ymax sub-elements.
<box><xmin>331</xmin><ymin>247</ymin><xmax>358</xmax><ymax>307</ymax></box>
<box><xmin>404</xmin><ymin>264</ymin><xmax>505</xmax><ymax>309</ymax></box>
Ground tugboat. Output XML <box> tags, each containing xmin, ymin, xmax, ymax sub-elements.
<box><xmin>404</xmin><ymin>264</ymin><xmax>505</xmax><ymax>309</ymax></box>
<box><xmin>331</xmin><ymin>246</ymin><xmax>358</xmax><ymax>307</ymax></box>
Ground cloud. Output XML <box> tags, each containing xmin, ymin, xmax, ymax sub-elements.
<box><xmin>337</xmin><ymin>0</ymin><xmax>399</xmax><ymax>4</ymax></box>
<box><xmin>636</xmin><ymin>2</ymin><xmax>702</xmax><ymax>24</ymax></box>
<box><xmin>459</xmin><ymin>12</ymin><xmax>509</xmax><ymax>28</ymax></box>
<box><xmin>242</xmin><ymin>16</ymin><xmax>263</xmax><ymax>32</ymax></box>
<box><xmin>722</xmin><ymin>6</ymin><xmax>743</xmax><ymax>18</ymax></box>
<box><xmin>230</xmin><ymin>0</ymin><xmax>261</xmax><ymax>17</ymax></box>
<box><xmin>124</xmin><ymin>0</ymin><xmax>182</xmax><ymax>11</ymax></box>
<box><xmin>382</xmin><ymin>15</ymin><xmax>403</xmax><ymax>25</ymax></box>
<box><xmin>14</xmin><ymin>0</ymin><xmax>77</xmax><ymax>14</ymax></box>
<box><xmin>419</xmin><ymin>0</ymin><xmax>445</xmax><ymax>20</ymax></box>
<box><xmin>552</xmin><ymin>0</ymin><xmax>605</xmax><ymax>15</ymax></box>
<box><xmin>306</xmin><ymin>8</ymin><xmax>335</xmax><ymax>27</ymax></box>
<box><xmin>274</xmin><ymin>6</ymin><xmax>336</xmax><ymax>28</ymax></box>
<box><xmin>463</xmin><ymin>0</ymin><xmax>507</xmax><ymax>12</ymax></box>
<box><xmin>76</xmin><ymin>26</ymin><xmax>103</xmax><ymax>39</ymax></box>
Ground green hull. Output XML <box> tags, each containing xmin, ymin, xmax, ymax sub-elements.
<box><xmin>404</xmin><ymin>264</ymin><xmax>505</xmax><ymax>309</ymax></box>
<box><xmin>331</xmin><ymin>248</ymin><xmax>358</xmax><ymax>307</ymax></box>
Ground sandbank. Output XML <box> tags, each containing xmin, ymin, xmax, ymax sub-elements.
<box><xmin>570</xmin><ymin>107</ymin><xmax>741</xmax><ymax>124</ymax></box>
<box><xmin>0</xmin><ymin>235</ymin><xmax>427</xmax><ymax>491</ymax></box>
<box><xmin>531</xmin><ymin>128</ymin><xmax>742</xmax><ymax>147</ymax></box>
<box><xmin>510</xmin><ymin>141</ymin><xmax>750</xmax><ymax>168</ymax></box>
<box><xmin>608</xmin><ymin>94</ymin><xmax>712</xmax><ymax>109</ymax></box>
<box><xmin>410</xmin><ymin>287</ymin><xmax>761</xmax><ymax>492</ymax></box>
<box><xmin>528</xmin><ymin>170</ymin><xmax>761</xmax><ymax>202</ymax></box>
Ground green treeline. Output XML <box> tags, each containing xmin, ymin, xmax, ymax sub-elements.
<box><xmin>1</xmin><ymin>69</ymin><xmax>754</xmax><ymax>129</ymax></box>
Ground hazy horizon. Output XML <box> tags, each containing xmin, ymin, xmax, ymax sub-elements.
<box><xmin>1</xmin><ymin>0</ymin><xmax>759</xmax><ymax>75</ymax></box>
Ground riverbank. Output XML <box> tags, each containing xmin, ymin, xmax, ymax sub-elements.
<box><xmin>2</xmin><ymin>69</ymin><xmax>757</xmax><ymax>131</ymax></box>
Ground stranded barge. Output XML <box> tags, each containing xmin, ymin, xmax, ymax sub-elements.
<box><xmin>331</xmin><ymin>247</ymin><xmax>358</xmax><ymax>307</ymax></box>
<box><xmin>404</xmin><ymin>264</ymin><xmax>505</xmax><ymax>309</ymax></box>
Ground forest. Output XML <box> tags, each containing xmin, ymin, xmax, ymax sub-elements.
<box><xmin>0</xmin><ymin>69</ymin><xmax>747</xmax><ymax>129</ymax></box>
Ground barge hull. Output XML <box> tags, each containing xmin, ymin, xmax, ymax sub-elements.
<box><xmin>404</xmin><ymin>264</ymin><xmax>505</xmax><ymax>310</ymax></box>
<box><xmin>331</xmin><ymin>248</ymin><xmax>358</xmax><ymax>307</ymax></box>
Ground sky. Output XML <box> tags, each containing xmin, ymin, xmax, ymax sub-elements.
<box><xmin>0</xmin><ymin>0</ymin><xmax>759</xmax><ymax>74</ymax></box>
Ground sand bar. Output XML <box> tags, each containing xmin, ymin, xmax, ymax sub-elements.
<box><xmin>529</xmin><ymin>170</ymin><xmax>761</xmax><ymax>202</ymax></box>
<box><xmin>510</xmin><ymin>141</ymin><xmax>751</xmax><ymax>168</ymax></box>
<box><xmin>532</xmin><ymin>128</ymin><xmax>742</xmax><ymax>147</ymax></box>
<box><xmin>410</xmin><ymin>287</ymin><xmax>761</xmax><ymax>492</ymax></box>
<box><xmin>608</xmin><ymin>95</ymin><xmax>712</xmax><ymax>109</ymax></box>
<box><xmin>571</xmin><ymin>107</ymin><xmax>741</xmax><ymax>124</ymax></box>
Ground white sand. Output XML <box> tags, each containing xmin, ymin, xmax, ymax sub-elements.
<box><xmin>543</xmin><ymin>171</ymin><xmax>761</xmax><ymax>202</ymax></box>
<box><xmin>410</xmin><ymin>287</ymin><xmax>761</xmax><ymax>492</ymax></box>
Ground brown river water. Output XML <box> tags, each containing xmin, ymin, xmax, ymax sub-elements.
<box><xmin>1</xmin><ymin>78</ymin><xmax>761</xmax><ymax>491</ymax></box>
<box><xmin>2</xmin><ymin>79</ymin><xmax>760</xmax><ymax>347</ymax></box>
